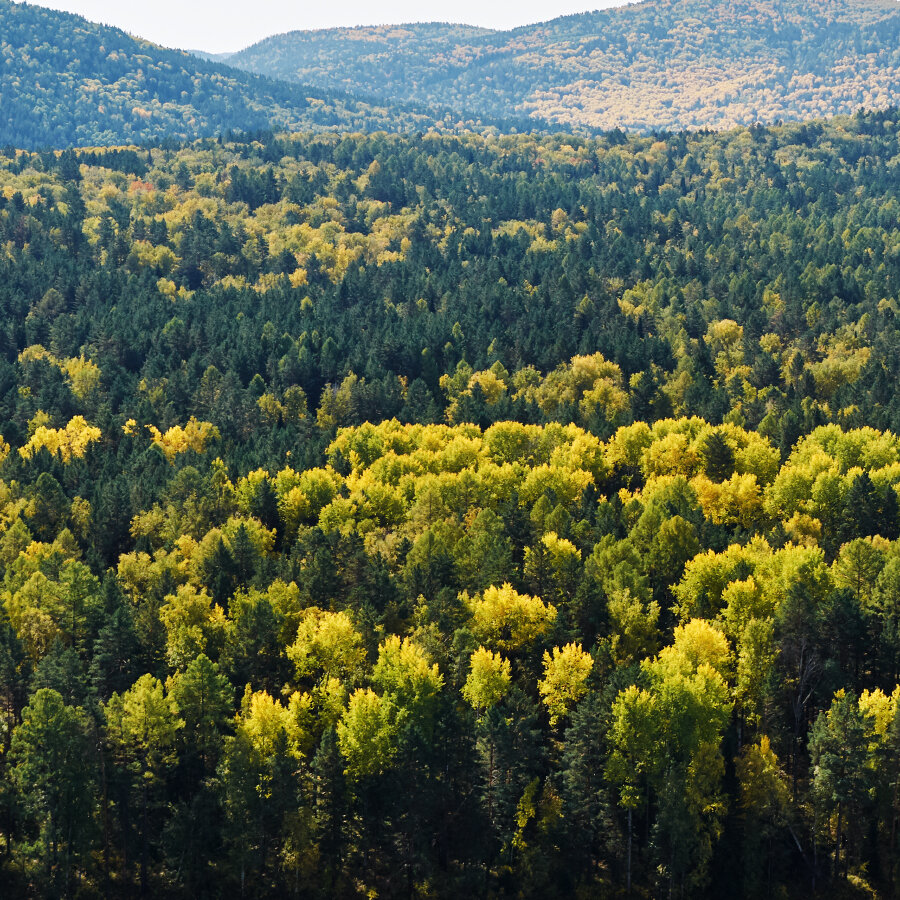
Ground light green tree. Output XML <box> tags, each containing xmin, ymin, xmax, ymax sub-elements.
<box><xmin>462</xmin><ymin>646</ymin><xmax>512</xmax><ymax>711</ymax></box>
<box><xmin>538</xmin><ymin>643</ymin><xmax>593</xmax><ymax>727</ymax></box>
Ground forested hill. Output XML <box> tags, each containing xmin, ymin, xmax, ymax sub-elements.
<box><xmin>228</xmin><ymin>0</ymin><xmax>900</xmax><ymax>132</ymax></box>
<box><xmin>0</xmin><ymin>1</ymin><xmax>518</xmax><ymax>150</ymax></box>
<box><xmin>4</xmin><ymin>111</ymin><xmax>900</xmax><ymax>895</ymax></box>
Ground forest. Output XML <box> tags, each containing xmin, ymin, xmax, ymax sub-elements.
<box><xmin>1</xmin><ymin>110</ymin><xmax>900</xmax><ymax>897</ymax></box>
<box><xmin>227</xmin><ymin>0</ymin><xmax>900</xmax><ymax>132</ymax></box>
<box><xmin>0</xmin><ymin>0</ymin><xmax>535</xmax><ymax>150</ymax></box>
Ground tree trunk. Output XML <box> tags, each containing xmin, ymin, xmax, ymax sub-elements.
<box><xmin>141</xmin><ymin>779</ymin><xmax>149</xmax><ymax>896</ymax></box>
<box><xmin>890</xmin><ymin>774</ymin><xmax>899</xmax><ymax>891</ymax></box>
<box><xmin>98</xmin><ymin>732</ymin><xmax>111</xmax><ymax>894</ymax></box>
<box><xmin>626</xmin><ymin>807</ymin><xmax>633</xmax><ymax>895</ymax></box>
<box><xmin>488</xmin><ymin>737</ymin><xmax>495</xmax><ymax>827</ymax></box>
<box><xmin>834</xmin><ymin>802</ymin><xmax>843</xmax><ymax>882</ymax></box>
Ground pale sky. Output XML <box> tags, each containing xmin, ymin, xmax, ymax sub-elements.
<box><xmin>23</xmin><ymin>1</ymin><xmax>629</xmax><ymax>54</ymax></box>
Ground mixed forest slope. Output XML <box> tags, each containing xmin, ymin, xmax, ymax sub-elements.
<box><xmin>228</xmin><ymin>0</ymin><xmax>900</xmax><ymax>131</ymax></box>
<box><xmin>0</xmin><ymin>1</ymin><xmax>510</xmax><ymax>149</ymax></box>
<box><xmin>2</xmin><ymin>112</ymin><xmax>900</xmax><ymax>895</ymax></box>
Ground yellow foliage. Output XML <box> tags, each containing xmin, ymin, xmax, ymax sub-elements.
<box><xmin>783</xmin><ymin>512</ymin><xmax>822</xmax><ymax>546</ymax></box>
<box><xmin>765</xmin><ymin>424</ymin><xmax>900</xmax><ymax>521</ymax></box>
<box><xmin>159</xmin><ymin>584</ymin><xmax>226</xmax><ymax>671</ymax></box>
<box><xmin>467</xmin><ymin>583</ymin><xmax>557</xmax><ymax>652</ymax></box>
<box><xmin>238</xmin><ymin>688</ymin><xmax>305</xmax><ymax>762</ymax></box>
<box><xmin>19</xmin><ymin>345</ymin><xmax>102</xmax><ymax>400</ymax></box>
<box><xmin>468</xmin><ymin>368</ymin><xmax>508</xmax><ymax>405</ymax></box>
<box><xmin>691</xmin><ymin>472</ymin><xmax>764</xmax><ymax>528</ymax></box>
<box><xmin>604</xmin><ymin>589</ymin><xmax>661</xmax><ymax>667</ymax></box>
<box><xmin>6</xmin><ymin>571</ymin><xmax>63</xmax><ymax>658</ymax></box>
<box><xmin>529</xmin><ymin>352</ymin><xmax>630</xmax><ymax>424</ymax></box>
<box><xmin>372</xmin><ymin>635</ymin><xmax>443</xmax><ymax>704</ymax></box>
<box><xmin>337</xmin><ymin>688</ymin><xmax>396</xmax><ymax>779</ymax></box>
<box><xmin>27</xmin><ymin>410</ymin><xmax>52</xmax><ymax>437</ymax></box>
<box><xmin>288</xmin><ymin>609</ymin><xmax>365</xmax><ymax>683</ymax></box>
<box><xmin>655</xmin><ymin>619</ymin><xmax>732</xmax><ymax>681</ymax></box>
<box><xmin>809</xmin><ymin>344</ymin><xmax>871</xmax><ymax>399</ymax></box>
<box><xmin>859</xmin><ymin>687</ymin><xmax>895</xmax><ymax>739</ymax></box>
<box><xmin>63</xmin><ymin>356</ymin><xmax>102</xmax><ymax>399</ymax></box>
<box><xmin>539</xmin><ymin>643</ymin><xmax>594</xmax><ymax>726</ymax></box>
<box><xmin>127</xmin><ymin>240</ymin><xmax>177</xmax><ymax>274</ymax></box>
<box><xmin>257</xmin><ymin>393</ymin><xmax>284</xmax><ymax>424</ymax></box>
<box><xmin>462</xmin><ymin>647</ymin><xmax>512</xmax><ymax>710</ymax></box>
<box><xmin>147</xmin><ymin>417</ymin><xmax>219</xmax><ymax>461</ymax></box>
<box><xmin>157</xmin><ymin>277</ymin><xmax>178</xmax><ymax>300</ymax></box>
<box><xmin>706</xmin><ymin>319</ymin><xmax>744</xmax><ymax>376</ymax></box>
<box><xmin>19</xmin><ymin>415</ymin><xmax>101</xmax><ymax>463</ymax></box>
<box><xmin>736</xmin><ymin>736</ymin><xmax>789</xmax><ymax>817</ymax></box>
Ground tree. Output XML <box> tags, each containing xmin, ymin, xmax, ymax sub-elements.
<box><xmin>809</xmin><ymin>690</ymin><xmax>874</xmax><ymax>880</ymax></box>
<box><xmin>168</xmin><ymin>654</ymin><xmax>231</xmax><ymax>775</ymax></box>
<box><xmin>26</xmin><ymin>472</ymin><xmax>69</xmax><ymax>541</ymax></box>
<box><xmin>462</xmin><ymin>647</ymin><xmax>511</xmax><ymax>712</ymax></box>
<box><xmin>335</xmin><ymin>681</ymin><xmax>395</xmax><ymax>776</ymax></box>
<box><xmin>159</xmin><ymin>585</ymin><xmax>226</xmax><ymax>672</ymax></box>
<box><xmin>844</xmin><ymin>472</ymin><xmax>899</xmax><ymax>541</ymax></box>
<box><xmin>10</xmin><ymin>689</ymin><xmax>97</xmax><ymax>896</ymax></box>
<box><xmin>104</xmin><ymin>674</ymin><xmax>179</xmax><ymax>894</ymax></box>
<box><xmin>89</xmin><ymin>602</ymin><xmax>140</xmax><ymax>701</ymax></box>
<box><xmin>832</xmin><ymin>537</ymin><xmax>885</xmax><ymax>610</ymax></box>
<box><xmin>608</xmin><ymin>684</ymin><xmax>657</xmax><ymax>894</ymax></box>
<box><xmin>538</xmin><ymin>643</ymin><xmax>593</xmax><ymax>727</ymax></box>
<box><xmin>735</xmin><ymin>736</ymin><xmax>791</xmax><ymax>898</ymax></box>
<box><xmin>222</xmin><ymin>590</ymin><xmax>289</xmax><ymax>695</ymax></box>
<box><xmin>466</xmin><ymin>583</ymin><xmax>557</xmax><ymax>654</ymax></box>
<box><xmin>287</xmin><ymin>608</ymin><xmax>365</xmax><ymax>686</ymax></box>
<box><xmin>609</xmin><ymin>620</ymin><xmax>733</xmax><ymax>894</ymax></box>
<box><xmin>455</xmin><ymin>508</ymin><xmax>514</xmax><ymax>594</ymax></box>
<box><xmin>603</xmin><ymin>588</ymin><xmax>661</xmax><ymax>667</ymax></box>
<box><xmin>219</xmin><ymin>688</ymin><xmax>305</xmax><ymax>895</ymax></box>
<box><xmin>699</xmin><ymin>430</ymin><xmax>735</xmax><ymax>481</ymax></box>
<box><xmin>558</xmin><ymin>691</ymin><xmax>615</xmax><ymax>891</ymax></box>
<box><xmin>371</xmin><ymin>636</ymin><xmax>444</xmax><ymax>739</ymax></box>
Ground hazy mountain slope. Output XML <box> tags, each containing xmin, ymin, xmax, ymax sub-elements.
<box><xmin>0</xmin><ymin>1</ymin><xmax>503</xmax><ymax>149</ymax></box>
<box><xmin>228</xmin><ymin>0</ymin><xmax>900</xmax><ymax>131</ymax></box>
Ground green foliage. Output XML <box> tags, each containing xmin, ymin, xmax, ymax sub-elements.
<box><xmin>105</xmin><ymin>673</ymin><xmax>179</xmax><ymax>781</ymax></box>
<box><xmin>809</xmin><ymin>690</ymin><xmax>877</xmax><ymax>877</ymax></box>
<box><xmin>9</xmin><ymin>689</ymin><xmax>96</xmax><ymax>894</ymax></box>
<box><xmin>167</xmin><ymin>653</ymin><xmax>231</xmax><ymax>772</ymax></box>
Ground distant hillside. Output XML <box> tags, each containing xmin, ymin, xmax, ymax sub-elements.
<box><xmin>0</xmin><ymin>1</ymin><xmax>515</xmax><ymax>149</ymax></box>
<box><xmin>228</xmin><ymin>0</ymin><xmax>900</xmax><ymax>131</ymax></box>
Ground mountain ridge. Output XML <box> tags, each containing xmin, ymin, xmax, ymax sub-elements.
<box><xmin>226</xmin><ymin>0</ymin><xmax>900</xmax><ymax>131</ymax></box>
<box><xmin>0</xmin><ymin>1</ymin><xmax>537</xmax><ymax>149</ymax></box>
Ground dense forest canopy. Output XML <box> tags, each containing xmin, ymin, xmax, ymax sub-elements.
<box><xmin>0</xmin><ymin>0</ymin><xmax>535</xmax><ymax>150</ymax></box>
<box><xmin>2</xmin><ymin>111</ymin><xmax>900</xmax><ymax>896</ymax></box>
<box><xmin>227</xmin><ymin>0</ymin><xmax>900</xmax><ymax>132</ymax></box>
